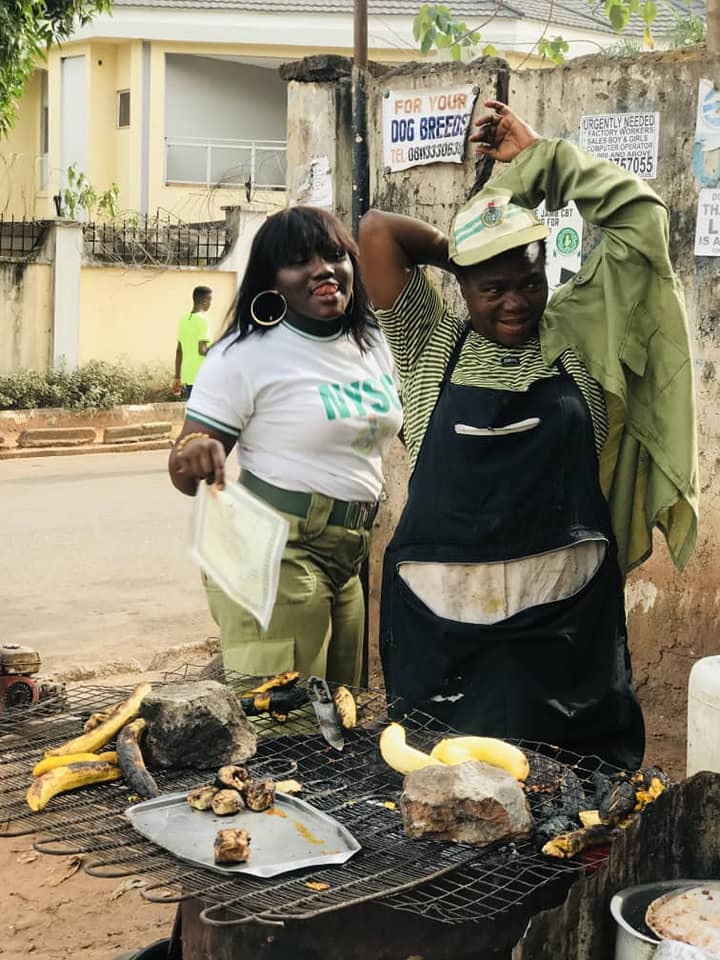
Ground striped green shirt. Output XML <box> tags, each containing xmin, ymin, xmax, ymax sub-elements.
<box><xmin>374</xmin><ymin>267</ymin><xmax>608</xmax><ymax>470</ymax></box>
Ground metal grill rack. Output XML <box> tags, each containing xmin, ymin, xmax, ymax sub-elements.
<box><xmin>82</xmin><ymin>216</ymin><xmax>230</xmax><ymax>266</ymax></box>
<box><xmin>0</xmin><ymin>670</ymin><xmax>607</xmax><ymax>927</ymax></box>
<box><xmin>0</xmin><ymin>215</ymin><xmax>50</xmax><ymax>257</ymax></box>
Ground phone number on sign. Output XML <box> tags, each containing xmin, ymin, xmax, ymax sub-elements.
<box><xmin>609</xmin><ymin>155</ymin><xmax>655</xmax><ymax>176</ymax></box>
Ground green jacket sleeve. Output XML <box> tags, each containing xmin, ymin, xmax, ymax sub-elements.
<box><xmin>490</xmin><ymin>139</ymin><xmax>698</xmax><ymax>574</ymax></box>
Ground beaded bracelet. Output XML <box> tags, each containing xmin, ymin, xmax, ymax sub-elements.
<box><xmin>174</xmin><ymin>431</ymin><xmax>209</xmax><ymax>455</ymax></box>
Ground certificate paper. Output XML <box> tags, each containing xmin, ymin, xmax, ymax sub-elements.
<box><xmin>190</xmin><ymin>480</ymin><xmax>289</xmax><ymax>630</ymax></box>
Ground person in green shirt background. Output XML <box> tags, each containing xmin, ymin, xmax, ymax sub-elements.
<box><xmin>173</xmin><ymin>285</ymin><xmax>213</xmax><ymax>400</ymax></box>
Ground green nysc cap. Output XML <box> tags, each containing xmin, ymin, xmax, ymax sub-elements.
<box><xmin>448</xmin><ymin>188</ymin><xmax>549</xmax><ymax>267</ymax></box>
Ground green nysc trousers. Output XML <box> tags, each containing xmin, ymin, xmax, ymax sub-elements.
<box><xmin>203</xmin><ymin>492</ymin><xmax>370</xmax><ymax>688</ymax></box>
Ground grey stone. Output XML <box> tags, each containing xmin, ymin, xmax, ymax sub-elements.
<box><xmin>139</xmin><ymin>680</ymin><xmax>257</xmax><ymax>769</ymax></box>
<box><xmin>400</xmin><ymin>760</ymin><xmax>534</xmax><ymax>847</ymax></box>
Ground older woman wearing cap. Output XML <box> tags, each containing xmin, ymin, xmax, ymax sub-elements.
<box><xmin>359</xmin><ymin>101</ymin><xmax>697</xmax><ymax>769</ymax></box>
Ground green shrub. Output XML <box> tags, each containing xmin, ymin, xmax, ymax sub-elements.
<box><xmin>0</xmin><ymin>360</ymin><xmax>178</xmax><ymax>410</ymax></box>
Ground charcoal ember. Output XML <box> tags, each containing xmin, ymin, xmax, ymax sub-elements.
<box><xmin>245</xmin><ymin>779</ymin><xmax>276</xmax><ymax>812</ymax></box>
<box><xmin>139</xmin><ymin>681</ymin><xmax>257</xmax><ymax>769</ymax></box>
<box><xmin>400</xmin><ymin>760</ymin><xmax>534</xmax><ymax>847</ymax></box>
<box><xmin>558</xmin><ymin>767</ymin><xmax>588</xmax><ymax>817</ymax></box>
<box><xmin>214</xmin><ymin>828</ymin><xmax>251</xmax><ymax>864</ymax></box>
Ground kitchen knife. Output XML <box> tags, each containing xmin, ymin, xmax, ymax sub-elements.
<box><xmin>307</xmin><ymin>676</ymin><xmax>344</xmax><ymax>751</ymax></box>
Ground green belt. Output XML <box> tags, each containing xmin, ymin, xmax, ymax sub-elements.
<box><xmin>240</xmin><ymin>470</ymin><xmax>379</xmax><ymax>531</ymax></box>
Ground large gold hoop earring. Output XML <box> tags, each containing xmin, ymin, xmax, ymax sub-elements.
<box><xmin>250</xmin><ymin>290</ymin><xmax>287</xmax><ymax>327</ymax></box>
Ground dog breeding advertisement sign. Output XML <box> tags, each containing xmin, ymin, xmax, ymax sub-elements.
<box><xmin>382</xmin><ymin>86</ymin><xmax>477</xmax><ymax>173</ymax></box>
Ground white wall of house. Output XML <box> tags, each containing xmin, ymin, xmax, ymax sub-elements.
<box><xmin>165</xmin><ymin>55</ymin><xmax>286</xmax><ymax>140</ymax></box>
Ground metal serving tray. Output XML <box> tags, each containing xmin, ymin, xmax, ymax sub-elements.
<box><xmin>125</xmin><ymin>790</ymin><xmax>361</xmax><ymax>878</ymax></box>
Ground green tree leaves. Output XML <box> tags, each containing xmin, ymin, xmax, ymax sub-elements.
<box><xmin>0</xmin><ymin>0</ymin><xmax>110</xmax><ymax>134</ymax></box>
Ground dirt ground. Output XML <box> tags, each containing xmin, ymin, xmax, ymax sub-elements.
<box><xmin>1</xmin><ymin>837</ymin><xmax>175</xmax><ymax>960</ymax></box>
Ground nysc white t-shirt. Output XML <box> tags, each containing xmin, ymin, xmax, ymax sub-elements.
<box><xmin>187</xmin><ymin>322</ymin><xmax>403</xmax><ymax>502</ymax></box>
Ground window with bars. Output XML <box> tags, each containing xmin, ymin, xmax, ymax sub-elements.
<box><xmin>117</xmin><ymin>90</ymin><xmax>130</xmax><ymax>128</ymax></box>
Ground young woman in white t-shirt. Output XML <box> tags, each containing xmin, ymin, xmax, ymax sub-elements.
<box><xmin>168</xmin><ymin>206</ymin><xmax>402</xmax><ymax>685</ymax></box>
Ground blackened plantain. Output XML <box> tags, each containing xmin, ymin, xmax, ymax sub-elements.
<box><xmin>245</xmin><ymin>779</ymin><xmax>275</xmax><ymax>811</ymax></box>
<box><xmin>239</xmin><ymin>686</ymin><xmax>308</xmax><ymax>721</ymax></box>
<box><xmin>244</xmin><ymin>672</ymin><xmax>300</xmax><ymax>696</ymax></box>
<box><xmin>599</xmin><ymin>778</ymin><xmax>637</xmax><ymax>826</ymax></box>
<box><xmin>187</xmin><ymin>786</ymin><xmax>218</xmax><ymax>810</ymax></box>
<box><xmin>116</xmin><ymin>718</ymin><xmax>160</xmax><ymax>799</ymax></box>
<box><xmin>212</xmin><ymin>789</ymin><xmax>245</xmax><ymax>816</ymax></box>
<box><xmin>534</xmin><ymin>814</ymin><xmax>580</xmax><ymax>849</ymax></box>
<box><xmin>542</xmin><ymin>824</ymin><xmax>615</xmax><ymax>859</ymax></box>
<box><xmin>215</xmin><ymin>765</ymin><xmax>250</xmax><ymax>791</ymax></box>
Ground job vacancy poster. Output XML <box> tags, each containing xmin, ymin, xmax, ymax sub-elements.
<box><xmin>382</xmin><ymin>86</ymin><xmax>477</xmax><ymax>173</ymax></box>
<box><xmin>579</xmin><ymin>112</ymin><xmax>660</xmax><ymax>179</ymax></box>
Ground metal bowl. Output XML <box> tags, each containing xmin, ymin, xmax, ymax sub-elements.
<box><xmin>610</xmin><ymin>880</ymin><xmax>711</xmax><ymax>960</ymax></box>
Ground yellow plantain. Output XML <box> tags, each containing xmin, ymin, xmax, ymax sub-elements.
<box><xmin>333</xmin><ymin>686</ymin><xmax>357</xmax><ymax>729</ymax></box>
<box><xmin>27</xmin><ymin>761</ymin><xmax>121</xmax><ymax>812</ymax></box>
<box><xmin>45</xmin><ymin>683</ymin><xmax>151</xmax><ymax>757</ymax></box>
<box><xmin>32</xmin><ymin>751</ymin><xmax>117</xmax><ymax>778</ymax></box>
<box><xmin>430</xmin><ymin>736</ymin><xmax>530</xmax><ymax>781</ymax></box>
<box><xmin>379</xmin><ymin>723</ymin><xmax>442</xmax><ymax>775</ymax></box>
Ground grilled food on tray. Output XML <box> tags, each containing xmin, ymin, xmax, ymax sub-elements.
<box><xmin>245</xmin><ymin>779</ymin><xmax>276</xmax><ymax>812</ymax></box>
<box><xmin>187</xmin><ymin>785</ymin><xmax>218</xmax><ymax>810</ymax></box>
<box><xmin>214</xmin><ymin>828</ymin><xmax>251</xmax><ymax>864</ymax></box>
<box><xmin>216</xmin><ymin>765</ymin><xmax>250</xmax><ymax>791</ymax></box>
<box><xmin>212</xmin><ymin>789</ymin><xmax>245</xmax><ymax>816</ymax></box>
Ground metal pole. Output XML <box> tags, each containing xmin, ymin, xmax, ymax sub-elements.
<box><xmin>351</xmin><ymin>0</ymin><xmax>369</xmax><ymax>237</ymax></box>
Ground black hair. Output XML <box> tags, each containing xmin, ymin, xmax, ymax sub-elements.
<box><xmin>192</xmin><ymin>285</ymin><xmax>212</xmax><ymax>300</ymax></box>
<box><xmin>217</xmin><ymin>206</ymin><xmax>376</xmax><ymax>351</ymax></box>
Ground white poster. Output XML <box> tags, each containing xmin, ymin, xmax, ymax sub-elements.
<box><xmin>579</xmin><ymin>112</ymin><xmax>659</xmax><ymax>179</ymax></box>
<box><xmin>536</xmin><ymin>200</ymin><xmax>583</xmax><ymax>292</ymax></box>
<box><xmin>694</xmin><ymin>187</ymin><xmax>720</xmax><ymax>257</ymax></box>
<box><xmin>382</xmin><ymin>85</ymin><xmax>477</xmax><ymax>173</ymax></box>
<box><xmin>693</xmin><ymin>78</ymin><xmax>720</xmax><ymax>186</ymax></box>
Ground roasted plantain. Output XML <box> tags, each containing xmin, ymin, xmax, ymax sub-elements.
<box><xmin>333</xmin><ymin>686</ymin><xmax>357</xmax><ymax>729</ymax></box>
<box><xmin>244</xmin><ymin>672</ymin><xmax>300</xmax><ymax>696</ymax></box>
<box><xmin>542</xmin><ymin>824</ymin><xmax>615</xmax><ymax>859</ymax></box>
<box><xmin>32</xmin><ymin>751</ymin><xmax>117</xmax><ymax>778</ymax></box>
<box><xmin>46</xmin><ymin>683</ymin><xmax>151</xmax><ymax>757</ymax></box>
<box><xmin>116</xmin><ymin>718</ymin><xmax>159</xmax><ymax>799</ymax></box>
<box><xmin>239</xmin><ymin>685</ymin><xmax>308</xmax><ymax>721</ymax></box>
<box><xmin>83</xmin><ymin>704</ymin><xmax>121</xmax><ymax>733</ymax></box>
<box><xmin>245</xmin><ymin>779</ymin><xmax>275</xmax><ymax>812</ymax></box>
<box><xmin>216</xmin><ymin>765</ymin><xmax>250</xmax><ymax>792</ymax></box>
<box><xmin>212</xmin><ymin>789</ymin><xmax>245</xmax><ymax>816</ymax></box>
<box><xmin>187</xmin><ymin>786</ymin><xmax>218</xmax><ymax>810</ymax></box>
<box><xmin>599</xmin><ymin>778</ymin><xmax>637</xmax><ymax>826</ymax></box>
<box><xmin>27</xmin><ymin>761</ymin><xmax>121</xmax><ymax>812</ymax></box>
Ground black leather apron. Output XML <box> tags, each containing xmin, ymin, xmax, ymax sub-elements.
<box><xmin>381</xmin><ymin>328</ymin><xmax>645</xmax><ymax>769</ymax></box>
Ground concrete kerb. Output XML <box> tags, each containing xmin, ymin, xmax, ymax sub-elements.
<box><xmin>0</xmin><ymin>402</ymin><xmax>184</xmax><ymax>458</ymax></box>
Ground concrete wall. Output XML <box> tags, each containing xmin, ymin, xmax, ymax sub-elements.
<box><xmin>287</xmin><ymin>51</ymin><xmax>720</xmax><ymax>766</ymax></box>
<box><xmin>0</xmin><ymin>260</ymin><xmax>52</xmax><ymax>374</ymax></box>
<box><xmin>78</xmin><ymin>264</ymin><xmax>236</xmax><ymax>367</ymax></box>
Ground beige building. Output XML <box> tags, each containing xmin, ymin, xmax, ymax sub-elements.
<box><xmin>1</xmin><ymin>0</ymin><xmax>700</xmax><ymax>224</ymax></box>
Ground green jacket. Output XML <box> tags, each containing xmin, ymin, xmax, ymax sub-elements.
<box><xmin>491</xmin><ymin>138</ymin><xmax>698</xmax><ymax>574</ymax></box>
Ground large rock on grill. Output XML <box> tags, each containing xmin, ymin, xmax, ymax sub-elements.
<box><xmin>139</xmin><ymin>681</ymin><xmax>257</xmax><ymax>769</ymax></box>
<box><xmin>400</xmin><ymin>760</ymin><xmax>534</xmax><ymax>846</ymax></box>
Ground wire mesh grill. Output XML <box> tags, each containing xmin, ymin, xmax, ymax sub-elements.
<box><xmin>0</xmin><ymin>667</ymin><xmax>607</xmax><ymax>927</ymax></box>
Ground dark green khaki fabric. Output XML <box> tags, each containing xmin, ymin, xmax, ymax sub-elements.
<box><xmin>487</xmin><ymin>138</ymin><xmax>697</xmax><ymax>574</ymax></box>
<box><xmin>203</xmin><ymin>494</ymin><xmax>369</xmax><ymax>687</ymax></box>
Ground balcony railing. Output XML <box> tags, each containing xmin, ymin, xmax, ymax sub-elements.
<box><xmin>165</xmin><ymin>137</ymin><xmax>286</xmax><ymax>190</ymax></box>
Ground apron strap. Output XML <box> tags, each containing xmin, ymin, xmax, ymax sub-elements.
<box><xmin>439</xmin><ymin>324</ymin><xmax>472</xmax><ymax>393</ymax></box>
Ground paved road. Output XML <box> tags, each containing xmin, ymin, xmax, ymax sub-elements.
<box><xmin>2</xmin><ymin>450</ymin><xmax>220</xmax><ymax>679</ymax></box>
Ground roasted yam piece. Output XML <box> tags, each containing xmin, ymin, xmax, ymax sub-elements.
<box><xmin>245</xmin><ymin>779</ymin><xmax>276</xmax><ymax>812</ymax></box>
<box><xmin>211</xmin><ymin>789</ymin><xmax>245</xmax><ymax>816</ymax></box>
<box><xmin>214</xmin><ymin>828</ymin><xmax>251</xmax><ymax>864</ymax></box>
<box><xmin>215</xmin><ymin>765</ymin><xmax>250</xmax><ymax>792</ymax></box>
<box><xmin>187</xmin><ymin>786</ymin><xmax>218</xmax><ymax>811</ymax></box>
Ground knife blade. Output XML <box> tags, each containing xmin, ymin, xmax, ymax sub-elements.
<box><xmin>307</xmin><ymin>676</ymin><xmax>344</xmax><ymax>751</ymax></box>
